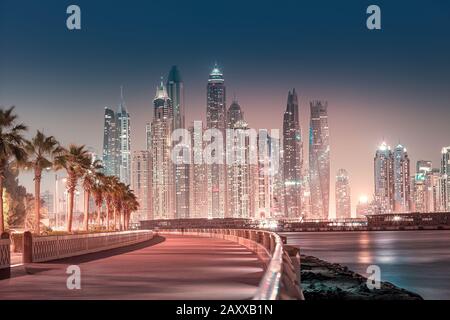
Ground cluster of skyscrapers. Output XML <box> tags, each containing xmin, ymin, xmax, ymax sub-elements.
<box><xmin>369</xmin><ymin>142</ymin><xmax>450</xmax><ymax>215</ymax></box>
<box><xmin>102</xmin><ymin>64</ymin><xmax>341</xmax><ymax>222</ymax></box>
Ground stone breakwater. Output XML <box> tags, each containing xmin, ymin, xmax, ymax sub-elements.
<box><xmin>300</xmin><ymin>255</ymin><xmax>423</xmax><ymax>300</ymax></box>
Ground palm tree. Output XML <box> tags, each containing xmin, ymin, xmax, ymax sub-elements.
<box><xmin>55</xmin><ymin>144</ymin><xmax>91</xmax><ymax>233</ymax></box>
<box><xmin>23</xmin><ymin>131</ymin><xmax>61</xmax><ymax>234</ymax></box>
<box><xmin>91</xmin><ymin>172</ymin><xmax>106</xmax><ymax>228</ymax></box>
<box><xmin>103</xmin><ymin>175</ymin><xmax>118</xmax><ymax>231</ymax></box>
<box><xmin>0</xmin><ymin>107</ymin><xmax>27</xmax><ymax>233</ymax></box>
<box><xmin>123</xmin><ymin>188</ymin><xmax>139</xmax><ymax>230</ymax></box>
<box><xmin>112</xmin><ymin>181</ymin><xmax>127</xmax><ymax>231</ymax></box>
<box><xmin>81</xmin><ymin>158</ymin><xmax>102</xmax><ymax>231</ymax></box>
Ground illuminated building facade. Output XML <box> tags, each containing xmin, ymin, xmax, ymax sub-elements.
<box><xmin>393</xmin><ymin>144</ymin><xmax>410</xmax><ymax>212</ymax></box>
<box><xmin>374</xmin><ymin>142</ymin><xmax>394</xmax><ymax>214</ymax></box>
<box><xmin>309</xmin><ymin>100</ymin><xmax>330</xmax><ymax>219</ymax></box>
<box><xmin>335</xmin><ymin>169</ymin><xmax>351</xmax><ymax>219</ymax></box>
<box><xmin>282</xmin><ymin>89</ymin><xmax>303</xmax><ymax>218</ymax></box>
<box><xmin>131</xmin><ymin>151</ymin><xmax>152</xmax><ymax>222</ymax></box>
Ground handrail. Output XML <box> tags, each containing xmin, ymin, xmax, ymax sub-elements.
<box><xmin>157</xmin><ymin>228</ymin><xmax>303</xmax><ymax>300</ymax></box>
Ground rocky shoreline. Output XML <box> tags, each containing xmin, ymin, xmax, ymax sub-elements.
<box><xmin>300</xmin><ymin>255</ymin><xmax>423</xmax><ymax>300</ymax></box>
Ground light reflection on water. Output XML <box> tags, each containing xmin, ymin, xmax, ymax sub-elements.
<box><xmin>282</xmin><ymin>230</ymin><xmax>450</xmax><ymax>300</ymax></box>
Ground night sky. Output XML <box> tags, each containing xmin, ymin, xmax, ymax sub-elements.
<box><xmin>1</xmin><ymin>0</ymin><xmax>450</xmax><ymax>217</ymax></box>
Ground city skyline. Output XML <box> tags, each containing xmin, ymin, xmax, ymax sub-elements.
<box><xmin>2</xmin><ymin>1</ymin><xmax>450</xmax><ymax>218</ymax></box>
<box><xmin>8</xmin><ymin>62</ymin><xmax>450</xmax><ymax>219</ymax></box>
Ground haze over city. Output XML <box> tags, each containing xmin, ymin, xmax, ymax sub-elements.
<box><xmin>1</xmin><ymin>0</ymin><xmax>450</xmax><ymax>217</ymax></box>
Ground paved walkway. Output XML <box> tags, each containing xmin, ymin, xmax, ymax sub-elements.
<box><xmin>0</xmin><ymin>235</ymin><xmax>264</xmax><ymax>299</ymax></box>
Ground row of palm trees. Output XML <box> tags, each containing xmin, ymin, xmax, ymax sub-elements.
<box><xmin>0</xmin><ymin>106</ymin><xmax>139</xmax><ymax>234</ymax></box>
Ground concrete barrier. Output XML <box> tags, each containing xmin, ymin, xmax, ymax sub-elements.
<box><xmin>0</xmin><ymin>232</ymin><xmax>11</xmax><ymax>279</ymax></box>
<box><xmin>158</xmin><ymin>228</ymin><xmax>304</xmax><ymax>300</ymax></box>
<box><xmin>23</xmin><ymin>230</ymin><xmax>154</xmax><ymax>263</ymax></box>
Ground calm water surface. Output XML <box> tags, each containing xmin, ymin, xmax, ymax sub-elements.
<box><xmin>282</xmin><ymin>230</ymin><xmax>450</xmax><ymax>300</ymax></box>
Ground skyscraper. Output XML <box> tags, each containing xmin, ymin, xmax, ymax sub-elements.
<box><xmin>440</xmin><ymin>147</ymin><xmax>450</xmax><ymax>211</ymax></box>
<box><xmin>335</xmin><ymin>169</ymin><xmax>351</xmax><ymax>219</ymax></box>
<box><xmin>393</xmin><ymin>144</ymin><xmax>410</xmax><ymax>212</ymax></box>
<box><xmin>227</xmin><ymin>116</ymin><xmax>252</xmax><ymax>219</ymax></box>
<box><xmin>309</xmin><ymin>100</ymin><xmax>330</xmax><ymax>219</ymax></box>
<box><xmin>102</xmin><ymin>107</ymin><xmax>120</xmax><ymax>177</ymax></box>
<box><xmin>189</xmin><ymin>121</ymin><xmax>208</xmax><ymax>218</ymax></box>
<box><xmin>151</xmin><ymin>79</ymin><xmax>175</xmax><ymax>219</ymax></box>
<box><xmin>206</xmin><ymin>64</ymin><xmax>227</xmax><ymax>218</ymax></box>
<box><xmin>374</xmin><ymin>142</ymin><xmax>394</xmax><ymax>214</ymax></box>
<box><xmin>167</xmin><ymin>66</ymin><xmax>189</xmax><ymax>218</ymax></box>
<box><xmin>117</xmin><ymin>87</ymin><xmax>131</xmax><ymax>185</ymax></box>
<box><xmin>282</xmin><ymin>89</ymin><xmax>303</xmax><ymax>218</ymax></box>
<box><xmin>131</xmin><ymin>150</ymin><xmax>152</xmax><ymax>222</ymax></box>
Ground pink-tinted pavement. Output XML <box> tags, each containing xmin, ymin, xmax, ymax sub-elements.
<box><xmin>0</xmin><ymin>235</ymin><xmax>264</xmax><ymax>300</ymax></box>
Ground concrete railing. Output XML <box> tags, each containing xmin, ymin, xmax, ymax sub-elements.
<box><xmin>0</xmin><ymin>233</ymin><xmax>11</xmax><ymax>278</ymax></box>
<box><xmin>23</xmin><ymin>230</ymin><xmax>154</xmax><ymax>263</ymax></box>
<box><xmin>158</xmin><ymin>228</ymin><xmax>304</xmax><ymax>300</ymax></box>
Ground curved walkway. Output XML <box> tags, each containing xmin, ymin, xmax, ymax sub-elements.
<box><xmin>0</xmin><ymin>234</ymin><xmax>264</xmax><ymax>300</ymax></box>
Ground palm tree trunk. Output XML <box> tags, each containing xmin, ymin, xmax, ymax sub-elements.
<box><xmin>106</xmin><ymin>201</ymin><xmax>111</xmax><ymax>230</ymax></box>
<box><xmin>0</xmin><ymin>175</ymin><xmax>4</xmax><ymax>233</ymax></box>
<box><xmin>113</xmin><ymin>207</ymin><xmax>117</xmax><ymax>231</ymax></box>
<box><xmin>67</xmin><ymin>189</ymin><xmax>74</xmax><ymax>233</ymax></box>
<box><xmin>96</xmin><ymin>204</ymin><xmax>101</xmax><ymax>226</ymax></box>
<box><xmin>83</xmin><ymin>190</ymin><xmax>90</xmax><ymax>231</ymax></box>
<box><xmin>34</xmin><ymin>170</ymin><xmax>42</xmax><ymax>235</ymax></box>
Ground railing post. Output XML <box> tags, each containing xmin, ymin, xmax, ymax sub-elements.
<box><xmin>23</xmin><ymin>231</ymin><xmax>33</xmax><ymax>263</ymax></box>
<box><xmin>0</xmin><ymin>232</ymin><xmax>11</xmax><ymax>279</ymax></box>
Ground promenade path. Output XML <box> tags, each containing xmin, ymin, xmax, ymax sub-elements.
<box><xmin>0</xmin><ymin>235</ymin><xmax>264</xmax><ymax>300</ymax></box>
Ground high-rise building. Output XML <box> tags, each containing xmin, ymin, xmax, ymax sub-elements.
<box><xmin>227</xmin><ymin>116</ymin><xmax>252</xmax><ymax>219</ymax></box>
<box><xmin>151</xmin><ymin>79</ymin><xmax>175</xmax><ymax>219</ymax></box>
<box><xmin>117</xmin><ymin>87</ymin><xmax>131</xmax><ymax>185</ymax></box>
<box><xmin>167</xmin><ymin>66</ymin><xmax>189</xmax><ymax>218</ymax></box>
<box><xmin>393</xmin><ymin>144</ymin><xmax>410</xmax><ymax>212</ymax></box>
<box><xmin>102</xmin><ymin>107</ymin><xmax>120</xmax><ymax>177</ymax></box>
<box><xmin>189</xmin><ymin>122</ymin><xmax>208</xmax><ymax>218</ymax></box>
<box><xmin>282</xmin><ymin>89</ymin><xmax>303</xmax><ymax>218</ymax></box>
<box><xmin>131</xmin><ymin>151</ymin><xmax>152</xmax><ymax>222</ymax></box>
<box><xmin>430</xmin><ymin>168</ymin><xmax>442</xmax><ymax>212</ymax></box>
<box><xmin>255</xmin><ymin>129</ymin><xmax>278</xmax><ymax>219</ymax></box>
<box><xmin>335</xmin><ymin>169</ymin><xmax>351</xmax><ymax>219</ymax></box>
<box><xmin>440</xmin><ymin>147</ymin><xmax>450</xmax><ymax>211</ymax></box>
<box><xmin>309</xmin><ymin>100</ymin><xmax>330</xmax><ymax>219</ymax></box>
<box><xmin>413</xmin><ymin>160</ymin><xmax>435</xmax><ymax>213</ymax></box>
<box><xmin>356</xmin><ymin>196</ymin><xmax>369</xmax><ymax>217</ymax></box>
<box><xmin>374</xmin><ymin>142</ymin><xmax>394</xmax><ymax>214</ymax></box>
<box><xmin>206</xmin><ymin>64</ymin><xmax>227</xmax><ymax>218</ymax></box>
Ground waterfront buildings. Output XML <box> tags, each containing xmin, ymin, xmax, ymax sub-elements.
<box><xmin>441</xmin><ymin>147</ymin><xmax>450</xmax><ymax>211</ymax></box>
<box><xmin>309</xmin><ymin>100</ymin><xmax>330</xmax><ymax>219</ymax></box>
<box><xmin>393</xmin><ymin>144</ymin><xmax>410</xmax><ymax>212</ymax></box>
<box><xmin>206</xmin><ymin>64</ymin><xmax>227</xmax><ymax>218</ymax></box>
<box><xmin>335</xmin><ymin>169</ymin><xmax>351</xmax><ymax>219</ymax></box>
<box><xmin>102</xmin><ymin>107</ymin><xmax>120</xmax><ymax>177</ymax></box>
<box><xmin>131</xmin><ymin>150</ymin><xmax>152</xmax><ymax>222</ymax></box>
<box><xmin>282</xmin><ymin>89</ymin><xmax>303</xmax><ymax>218</ymax></box>
<box><xmin>189</xmin><ymin>122</ymin><xmax>208</xmax><ymax>218</ymax></box>
<box><xmin>167</xmin><ymin>66</ymin><xmax>190</xmax><ymax>218</ymax></box>
<box><xmin>116</xmin><ymin>87</ymin><xmax>131</xmax><ymax>185</ymax></box>
<box><xmin>374</xmin><ymin>142</ymin><xmax>394</xmax><ymax>214</ymax></box>
<box><xmin>150</xmin><ymin>80</ymin><xmax>175</xmax><ymax>219</ymax></box>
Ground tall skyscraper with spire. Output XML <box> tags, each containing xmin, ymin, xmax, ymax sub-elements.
<box><xmin>117</xmin><ymin>86</ymin><xmax>131</xmax><ymax>185</ymax></box>
<box><xmin>282</xmin><ymin>89</ymin><xmax>303</xmax><ymax>218</ymax></box>
<box><xmin>151</xmin><ymin>79</ymin><xmax>175</xmax><ymax>219</ymax></box>
<box><xmin>167</xmin><ymin>66</ymin><xmax>189</xmax><ymax>218</ymax></box>
<box><xmin>102</xmin><ymin>107</ymin><xmax>120</xmax><ymax>177</ymax></box>
<box><xmin>206</xmin><ymin>63</ymin><xmax>227</xmax><ymax>218</ymax></box>
<box><xmin>309</xmin><ymin>100</ymin><xmax>330</xmax><ymax>219</ymax></box>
